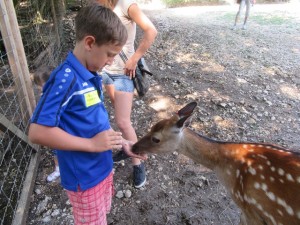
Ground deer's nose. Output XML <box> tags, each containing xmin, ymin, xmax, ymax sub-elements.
<box><xmin>132</xmin><ymin>144</ymin><xmax>139</xmax><ymax>153</ymax></box>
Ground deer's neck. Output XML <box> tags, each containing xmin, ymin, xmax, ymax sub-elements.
<box><xmin>178</xmin><ymin>128</ymin><xmax>223</xmax><ymax>170</ymax></box>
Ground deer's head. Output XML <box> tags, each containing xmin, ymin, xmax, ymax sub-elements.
<box><xmin>132</xmin><ymin>102</ymin><xmax>197</xmax><ymax>154</ymax></box>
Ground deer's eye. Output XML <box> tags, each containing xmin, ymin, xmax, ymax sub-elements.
<box><xmin>151</xmin><ymin>136</ymin><xmax>160</xmax><ymax>143</ymax></box>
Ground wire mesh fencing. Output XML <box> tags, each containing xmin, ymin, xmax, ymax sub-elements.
<box><xmin>0</xmin><ymin>0</ymin><xmax>66</xmax><ymax>224</ymax></box>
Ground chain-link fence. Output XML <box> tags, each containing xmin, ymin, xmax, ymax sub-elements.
<box><xmin>0</xmin><ymin>0</ymin><xmax>68</xmax><ymax>224</ymax></box>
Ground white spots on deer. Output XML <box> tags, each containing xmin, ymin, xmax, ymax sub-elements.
<box><xmin>254</xmin><ymin>181</ymin><xmax>276</xmax><ymax>203</ymax></box>
<box><xmin>277</xmin><ymin>197</ymin><xmax>294</xmax><ymax>216</ymax></box>
<box><xmin>297</xmin><ymin>176</ymin><xmax>300</xmax><ymax>183</ymax></box>
<box><xmin>254</xmin><ymin>182</ymin><xmax>260</xmax><ymax>189</ymax></box>
<box><xmin>277</xmin><ymin>209</ymin><xmax>284</xmax><ymax>216</ymax></box>
<box><xmin>286</xmin><ymin>173</ymin><xmax>294</xmax><ymax>182</ymax></box>
<box><xmin>263</xmin><ymin>212</ymin><xmax>276</xmax><ymax>225</ymax></box>
<box><xmin>270</xmin><ymin>176</ymin><xmax>275</xmax><ymax>182</ymax></box>
<box><xmin>279</xmin><ymin>179</ymin><xmax>285</xmax><ymax>183</ymax></box>
<box><xmin>258</xmin><ymin>154</ymin><xmax>267</xmax><ymax>160</ymax></box>
<box><xmin>271</xmin><ymin>166</ymin><xmax>276</xmax><ymax>172</ymax></box>
<box><xmin>261</xmin><ymin>183</ymin><xmax>268</xmax><ymax>191</ymax></box>
<box><xmin>266</xmin><ymin>191</ymin><xmax>276</xmax><ymax>202</ymax></box>
<box><xmin>256</xmin><ymin>203</ymin><xmax>263</xmax><ymax>211</ymax></box>
<box><xmin>297</xmin><ymin>211</ymin><xmax>300</xmax><ymax>219</ymax></box>
<box><xmin>240</xmin><ymin>179</ymin><xmax>244</xmax><ymax>190</ymax></box>
<box><xmin>236</xmin><ymin>169</ymin><xmax>240</xmax><ymax>178</ymax></box>
<box><xmin>266</xmin><ymin>160</ymin><xmax>271</xmax><ymax>166</ymax></box>
<box><xmin>260</xmin><ymin>175</ymin><xmax>265</xmax><ymax>180</ymax></box>
<box><xmin>278</xmin><ymin>168</ymin><xmax>285</xmax><ymax>176</ymax></box>
<box><xmin>246</xmin><ymin>160</ymin><xmax>253</xmax><ymax>166</ymax></box>
<box><xmin>258</xmin><ymin>165</ymin><xmax>263</xmax><ymax>170</ymax></box>
<box><xmin>245</xmin><ymin>195</ymin><xmax>257</xmax><ymax>205</ymax></box>
<box><xmin>235</xmin><ymin>191</ymin><xmax>244</xmax><ymax>202</ymax></box>
<box><xmin>248</xmin><ymin>167</ymin><xmax>256</xmax><ymax>175</ymax></box>
<box><xmin>226</xmin><ymin>169</ymin><xmax>231</xmax><ymax>175</ymax></box>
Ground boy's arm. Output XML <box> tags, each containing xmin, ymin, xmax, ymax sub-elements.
<box><xmin>29</xmin><ymin>123</ymin><xmax>123</xmax><ymax>152</ymax></box>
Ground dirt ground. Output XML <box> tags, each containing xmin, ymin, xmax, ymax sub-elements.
<box><xmin>28</xmin><ymin>3</ymin><xmax>300</xmax><ymax>225</ymax></box>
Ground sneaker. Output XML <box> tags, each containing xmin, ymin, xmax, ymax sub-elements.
<box><xmin>133</xmin><ymin>163</ymin><xmax>146</xmax><ymax>188</ymax></box>
<box><xmin>113</xmin><ymin>150</ymin><xmax>130</xmax><ymax>162</ymax></box>
<box><xmin>47</xmin><ymin>166</ymin><xmax>60</xmax><ymax>182</ymax></box>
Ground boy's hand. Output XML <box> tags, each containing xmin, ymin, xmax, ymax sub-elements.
<box><xmin>122</xmin><ymin>139</ymin><xmax>148</xmax><ymax>161</ymax></box>
<box><xmin>91</xmin><ymin>129</ymin><xmax>123</xmax><ymax>152</ymax></box>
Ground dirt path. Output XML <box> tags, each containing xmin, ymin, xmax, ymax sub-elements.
<box><xmin>28</xmin><ymin>3</ymin><xmax>300</xmax><ymax>225</ymax></box>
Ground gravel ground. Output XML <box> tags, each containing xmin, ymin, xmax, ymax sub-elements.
<box><xmin>28</xmin><ymin>2</ymin><xmax>300</xmax><ymax>225</ymax></box>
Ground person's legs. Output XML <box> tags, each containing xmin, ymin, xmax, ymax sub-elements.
<box><xmin>104</xmin><ymin>85</ymin><xmax>115</xmax><ymax>105</ymax></box>
<box><xmin>243</xmin><ymin>0</ymin><xmax>251</xmax><ymax>29</ymax></box>
<box><xmin>101</xmin><ymin>72</ymin><xmax>115</xmax><ymax>105</ymax></box>
<box><xmin>47</xmin><ymin>151</ymin><xmax>60</xmax><ymax>182</ymax></box>
<box><xmin>233</xmin><ymin>0</ymin><xmax>246</xmax><ymax>29</ymax></box>
<box><xmin>112</xmin><ymin>75</ymin><xmax>146</xmax><ymax>188</ymax></box>
<box><xmin>66</xmin><ymin>173</ymin><xmax>114</xmax><ymax>225</ymax></box>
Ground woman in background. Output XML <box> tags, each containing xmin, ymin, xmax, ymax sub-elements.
<box><xmin>233</xmin><ymin>0</ymin><xmax>255</xmax><ymax>30</ymax></box>
<box><xmin>93</xmin><ymin>0</ymin><xmax>157</xmax><ymax>188</ymax></box>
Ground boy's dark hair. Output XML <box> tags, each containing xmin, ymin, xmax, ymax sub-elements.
<box><xmin>75</xmin><ymin>3</ymin><xmax>127</xmax><ymax>46</ymax></box>
<box><xmin>33</xmin><ymin>65</ymin><xmax>54</xmax><ymax>87</ymax></box>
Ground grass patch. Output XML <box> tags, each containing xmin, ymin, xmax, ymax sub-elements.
<box><xmin>221</xmin><ymin>12</ymin><xmax>236</xmax><ymax>22</ymax></box>
<box><xmin>251</xmin><ymin>13</ymin><xmax>294</xmax><ymax>25</ymax></box>
<box><xmin>219</xmin><ymin>12</ymin><xmax>296</xmax><ymax>25</ymax></box>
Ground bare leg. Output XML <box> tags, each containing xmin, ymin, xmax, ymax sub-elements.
<box><xmin>104</xmin><ymin>84</ymin><xmax>115</xmax><ymax>105</ymax></box>
<box><xmin>114</xmin><ymin>90</ymin><xmax>140</xmax><ymax>166</ymax></box>
<box><xmin>242</xmin><ymin>0</ymin><xmax>251</xmax><ymax>29</ymax></box>
<box><xmin>233</xmin><ymin>0</ymin><xmax>246</xmax><ymax>29</ymax></box>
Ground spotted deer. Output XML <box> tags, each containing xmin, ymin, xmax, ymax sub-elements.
<box><xmin>132</xmin><ymin>102</ymin><xmax>300</xmax><ymax>225</ymax></box>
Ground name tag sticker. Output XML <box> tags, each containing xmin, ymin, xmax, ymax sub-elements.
<box><xmin>84</xmin><ymin>90</ymin><xmax>101</xmax><ymax>107</ymax></box>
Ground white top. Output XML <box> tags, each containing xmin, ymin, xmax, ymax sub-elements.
<box><xmin>103</xmin><ymin>0</ymin><xmax>137</xmax><ymax>75</ymax></box>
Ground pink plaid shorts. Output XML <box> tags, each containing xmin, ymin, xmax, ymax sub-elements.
<box><xmin>66</xmin><ymin>172</ymin><xmax>114</xmax><ymax>225</ymax></box>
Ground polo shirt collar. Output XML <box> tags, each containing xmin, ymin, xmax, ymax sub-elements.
<box><xmin>66</xmin><ymin>52</ymin><xmax>96</xmax><ymax>81</ymax></box>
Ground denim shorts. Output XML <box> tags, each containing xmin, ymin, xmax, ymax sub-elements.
<box><xmin>101</xmin><ymin>72</ymin><xmax>134</xmax><ymax>93</ymax></box>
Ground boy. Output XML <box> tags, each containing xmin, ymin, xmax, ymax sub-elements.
<box><xmin>33</xmin><ymin>65</ymin><xmax>60</xmax><ymax>182</ymax></box>
<box><xmin>29</xmin><ymin>4</ymin><xmax>145</xmax><ymax>224</ymax></box>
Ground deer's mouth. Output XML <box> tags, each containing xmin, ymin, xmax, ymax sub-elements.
<box><xmin>132</xmin><ymin>144</ymin><xmax>151</xmax><ymax>155</ymax></box>
<box><xmin>131</xmin><ymin>144</ymin><xmax>141</xmax><ymax>154</ymax></box>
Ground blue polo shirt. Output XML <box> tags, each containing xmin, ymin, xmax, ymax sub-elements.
<box><xmin>31</xmin><ymin>52</ymin><xmax>113</xmax><ymax>191</ymax></box>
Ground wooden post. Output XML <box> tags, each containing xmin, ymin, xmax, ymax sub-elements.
<box><xmin>0</xmin><ymin>1</ymin><xmax>41</xmax><ymax>224</ymax></box>
<box><xmin>0</xmin><ymin>0</ymin><xmax>36</xmax><ymax>123</ymax></box>
<box><xmin>51</xmin><ymin>0</ymin><xmax>61</xmax><ymax>47</ymax></box>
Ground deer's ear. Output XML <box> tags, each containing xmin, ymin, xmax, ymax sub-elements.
<box><xmin>178</xmin><ymin>102</ymin><xmax>197</xmax><ymax>118</ymax></box>
<box><xmin>176</xmin><ymin>115</ymin><xmax>192</xmax><ymax>128</ymax></box>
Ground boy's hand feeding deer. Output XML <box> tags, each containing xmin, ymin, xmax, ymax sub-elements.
<box><xmin>132</xmin><ymin>102</ymin><xmax>300</xmax><ymax>225</ymax></box>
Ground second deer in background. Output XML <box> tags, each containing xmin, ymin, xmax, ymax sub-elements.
<box><xmin>132</xmin><ymin>102</ymin><xmax>300</xmax><ymax>225</ymax></box>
